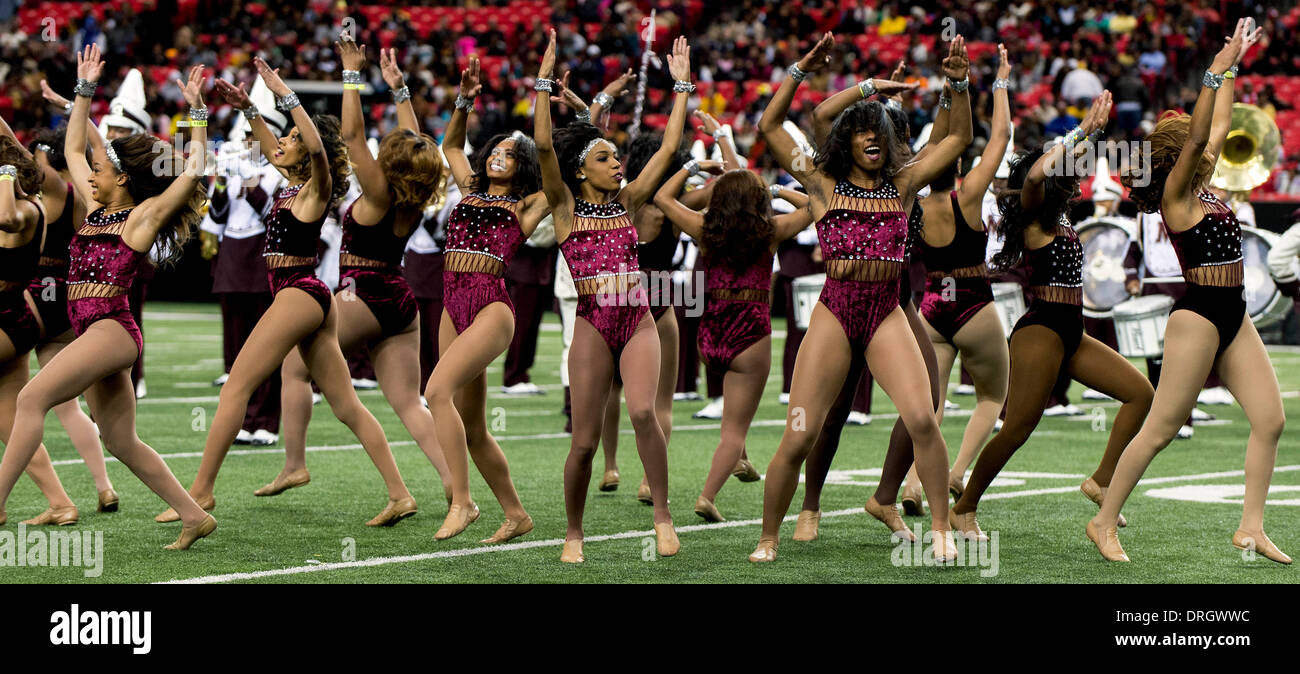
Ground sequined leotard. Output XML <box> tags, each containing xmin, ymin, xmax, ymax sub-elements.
<box><xmin>698</xmin><ymin>250</ymin><xmax>773</xmax><ymax>371</ymax></box>
<box><xmin>0</xmin><ymin>206</ymin><xmax>44</xmax><ymax>355</ymax></box>
<box><xmin>340</xmin><ymin>203</ymin><xmax>418</xmax><ymax>339</ymax></box>
<box><xmin>1164</xmin><ymin>191</ymin><xmax>1246</xmax><ymax>356</ymax></box>
<box><xmin>264</xmin><ymin>183</ymin><xmax>332</xmax><ymax>317</ymax></box>
<box><xmin>442</xmin><ymin>192</ymin><xmax>527</xmax><ymax>334</ymax></box>
<box><xmin>1012</xmin><ymin>216</ymin><xmax>1085</xmax><ymax>357</ymax></box>
<box><xmin>918</xmin><ymin>191</ymin><xmax>993</xmax><ymax>342</ymax></box>
<box><xmin>66</xmin><ymin>207</ymin><xmax>146</xmax><ymax>355</ymax></box>
<box><xmin>559</xmin><ymin>198</ymin><xmax>648</xmax><ymax>358</ymax></box>
<box><xmin>815</xmin><ymin>180</ymin><xmax>908</xmax><ymax>351</ymax></box>
<box><xmin>27</xmin><ymin>182</ymin><xmax>74</xmax><ymax>338</ymax></box>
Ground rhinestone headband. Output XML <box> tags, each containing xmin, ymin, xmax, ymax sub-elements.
<box><xmin>577</xmin><ymin>137</ymin><xmax>608</xmax><ymax>166</ymax></box>
<box><xmin>104</xmin><ymin>139</ymin><xmax>123</xmax><ymax>172</ymax></box>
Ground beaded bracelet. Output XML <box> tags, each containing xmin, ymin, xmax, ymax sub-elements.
<box><xmin>73</xmin><ymin>78</ymin><xmax>98</xmax><ymax>97</ymax></box>
<box><xmin>454</xmin><ymin>94</ymin><xmax>474</xmax><ymax>111</ymax></box>
<box><xmin>1203</xmin><ymin>70</ymin><xmax>1225</xmax><ymax>90</ymax></box>
<box><xmin>673</xmin><ymin>80</ymin><xmax>696</xmax><ymax>94</ymax></box>
<box><xmin>276</xmin><ymin>93</ymin><xmax>301</xmax><ymax>111</ymax></box>
<box><xmin>938</xmin><ymin>95</ymin><xmax>952</xmax><ymax>111</ymax></box>
<box><xmin>575</xmin><ymin>109</ymin><xmax>592</xmax><ymax>123</ymax></box>
<box><xmin>392</xmin><ymin>86</ymin><xmax>411</xmax><ymax>103</ymax></box>
<box><xmin>36</xmin><ymin>143</ymin><xmax>51</xmax><ymax>154</ymax></box>
<box><xmin>948</xmin><ymin>76</ymin><xmax>970</xmax><ymax>93</ymax></box>
<box><xmin>242</xmin><ymin>105</ymin><xmax>261</xmax><ymax>121</ymax></box>
<box><xmin>593</xmin><ymin>92</ymin><xmax>613</xmax><ymax>108</ymax></box>
<box><xmin>788</xmin><ymin>63</ymin><xmax>808</xmax><ymax>82</ymax></box>
<box><xmin>992</xmin><ymin>78</ymin><xmax>1010</xmax><ymax>91</ymax></box>
<box><xmin>534</xmin><ymin>78</ymin><xmax>555</xmax><ymax>93</ymax></box>
<box><xmin>0</xmin><ymin>165</ymin><xmax>16</xmax><ymax>180</ymax></box>
<box><xmin>768</xmin><ymin>184</ymin><xmax>783</xmax><ymax>198</ymax></box>
<box><xmin>188</xmin><ymin>107</ymin><xmax>208</xmax><ymax>127</ymax></box>
<box><xmin>857</xmin><ymin>79</ymin><xmax>877</xmax><ymax>99</ymax></box>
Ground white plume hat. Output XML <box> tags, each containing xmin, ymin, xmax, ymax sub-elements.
<box><xmin>98</xmin><ymin>68</ymin><xmax>150</xmax><ymax>136</ymax></box>
<box><xmin>1091</xmin><ymin>155</ymin><xmax>1123</xmax><ymax>201</ymax></box>
<box><xmin>238</xmin><ymin>75</ymin><xmax>289</xmax><ymax>137</ymax></box>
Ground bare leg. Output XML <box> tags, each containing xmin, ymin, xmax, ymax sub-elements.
<box><xmin>1214</xmin><ymin>318</ymin><xmax>1285</xmax><ymax>535</ymax></box>
<box><xmin>37</xmin><ymin>339</ymin><xmax>113</xmax><ymax>494</ymax></box>
<box><xmin>456</xmin><ymin>367</ymin><xmax>527</xmax><ymax>520</ymax></box>
<box><xmin>618</xmin><ymin>314</ymin><xmax>672</xmax><ymax>526</ymax></box>
<box><xmin>1065</xmin><ymin>335</ymin><xmax>1153</xmax><ymax>487</ymax></box>
<box><xmin>600</xmin><ymin>382</ymin><xmax>620</xmax><ymax>472</ymax></box>
<box><xmin>277</xmin><ymin>346</ymin><xmax>313</xmax><ymax>474</ymax></box>
<box><xmin>699</xmin><ymin>336</ymin><xmax>769</xmax><ymax>510</ymax></box>
<box><xmin>654</xmin><ymin>310</ymin><xmax>679</xmax><ymax>443</ymax></box>
<box><xmin>371</xmin><ymin>325</ymin><xmax>451</xmax><ymax>496</ymax></box>
<box><xmin>948</xmin><ymin>304</ymin><xmax>1009</xmax><ymax>479</ymax></box>
<box><xmin>564</xmin><ymin>318</ymin><xmax>616</xmax><ymax>542</ymax></box>
<box><xmin>0</xmin><ymin>341</ymin><xmax>75</xmax><ymax>512</ymax></box>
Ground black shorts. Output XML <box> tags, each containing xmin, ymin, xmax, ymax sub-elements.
<box><xmin>1172</xmin><ymin>283</ymin><xmax>1246</xmax><ymax>358</ymax></box>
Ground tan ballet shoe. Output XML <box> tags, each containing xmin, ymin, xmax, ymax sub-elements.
<box><xmin>636</xmin><ymin>478</ymin><xmax>653</xmax><ymax>505</ymax></box>
<box><xmin>598</xmin><ymin>469</ymin><xmax>620</xmax><ymax>492</ymax></box>
<box><xmin>792</xmin><ymin>509</ymin><xmax>820</xmax><ymax>541</ymax></box>
<box><xmin>481</xmin><ymin>514</ymin><xmax>534</xmax><ymax>544</ymax></box>
<box><xmin>366</xmin><ymin>496</ymin><xmax>417</xmax><ymax>527</ymax></box>
<box><xmin>864</xmin><ymin>497</ymin><xmax>915</xmax><ymax>542</ymax></box>
<box><xmin>948</xmin><ymin>474</ymin><xmax>964</xmax><ymax>501</ymax></box>
<box><xmin>748</xmin><ymin>536</ymin><xmax>778</xmax><ymax>563</ymax></box>
<box><xmin>694</xmin><ymin>496</ymin><xmax>725</xmax><ymax>523</ymax></box>
<box><xmin>901</xmin><ymin>484</ymin><xmax>925</xmax><ymax>516</ymax></box>
<box><xmin>434</xmin><ymin>502</ymin><xmax>480</xmax><ymax>540</ymax></box>
<box><xmin>560</xmin><ymin>539</ymin><xmax>584</xmax><ymax>563</ymax></box>
<box><xmin>254</xmin><ymin>468</ymin><xmax>311</xmax><ymax>497</ymax></box>
<box><xmin>1080</xmin><ymin>477</ymin><xmax>1127</xmax><ymax>527</ymax></box>
<box><xmin>22</xmin><ymin>505</ymin><xmax>79</xmax><ymax>526</ymax></box>
<box><xmin>97</xmin><ymin>489</ymin><xmax>119</xmax><ymax>513</ymax></box>
<box><xmin>932</xmin><ymin>529</ymin><xmax>958</xmax><ymax>564</ymax></box>
<box><xmin>655</xmin><ymin>521</ymin><xmax>680</xmax><ymax>557</ymax></box>
<box><xmin>156</xmin><ymin>494</ymin><xmax>214</xmax><ymax>523</ymax></box>
<box><xmin>948</xmin><ymin>509</ymin><xmax>989</xmax><ymax>542</ymax></box>
<box><xmin>732</xmin><ymin>458</ymin><xmax>761</xmax><ymax>482</ymax></box>
<box><xmin>164</xmin><ymin>514</ymin><xmax>217</xmax><ymax>550</ymax></box>
<box><xmin>1086</xmin><ymin>519</ymin><xmax>1130</xmax><ymax>562</ymax></box>
<box><xmin>1233</xmin><ymin>529</ymin><xmax>1292</xmax><ymax>565</ymax></box>
<box><xmin>0</xmin><ymin>508</ymin><xmax>5</xmax><ymax>526</ymax></box>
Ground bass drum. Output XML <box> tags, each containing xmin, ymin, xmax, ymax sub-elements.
<box><xmin>1076</xmin><ymin>216</ymin><xmax>1136</xmax><ymax>319</ymax></box>
<box><xmin>1241</xmin><ymin>226</ymin><xmax>1294</xmax><ymax>329</ymax></box>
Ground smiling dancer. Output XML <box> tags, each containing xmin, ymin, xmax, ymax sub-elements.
<box><xmin>424</xmin><ymin>54</ymin><xmax>542</xmax><ymax>543</ymax></box>
<box><xmin>750</xmin><ymin>33</ymin><xmax>973</xmax><ymax>563</ymax></box>
<box><xmin>0</xmin><ymin>47</ymin><xmax>214</xmax><ymax>548</ymax></box>
<box><xmin>536</xmin><ymin>30</ymin><xmax>689</xmax><ymax>563</ymax></box>
<box><xmin>159</xmin><ymin>57</ymin><xmax>418</xmax><ymax>527</ymax></box>
<box><xmin>1092</xmin><ymin>20</ymin><xmax>1290</xmax><ymax>564</ymax></box>
<box><xmin>949</xmin><ymin>92</ymin><xmax>1155</xmax><ymax>542</ymax></box>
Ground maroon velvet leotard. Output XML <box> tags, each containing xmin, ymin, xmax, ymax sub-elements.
<box><xmin>442</xmin><ymin>192</ymin><xmax>527</xmax><ymax>334</ymax></box>
<box><xmin>559</xmin><ymin>198</ymin><xmax>649</xmax><ymax>358</ymax></box>
<box><xmin>698</xmin><ymin>250</ymin><xmax>773</xmax><ymax>371</ymax></box>
<box><xmin>340</xmin><ymin>202</ymin><xmax>418</xmax><ymax>339</ymax></box>
<box><xmin>0</xmin><ymin>205</ymin><xmax>44</xmax><ymax>355</ymax></box>
<box><xmin>264</xmin><ymin>183</ymin><xmax>332</xmax><ymax>317</ymax></box>
<box><xmin>66</xmin><ymin>207</ymin><xmax>146</xmax><ymax>355</ymax></box>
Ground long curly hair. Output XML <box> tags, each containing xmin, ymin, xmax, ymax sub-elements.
<box><xmin>624</xmin><ymin>131</ymin><xmax>691</xmax><ymax>193</ymax></box>
<box><xmin>701</xmin><ymin>170</ymin><xmax>774</xmax><ymax>274</ymax></box>
<box><xmin>378</xmin><ymin>128</ymin><xmax>447</xmax><ymax>211</ymax></box>
<box><xmin>467</xmin><ymin>131</ymin><xmax>541</xmax><ymax>197</ymax></box>
<box><xmin>0</xmin><ymin>136</ymin><xmax>44</xmax><ymax>196</ymax></box>
<box><xmin>991</xmin><ymin>148</ymin><xmax>1080</xmax><ymax>272</ymax></box>
<box><xmin>110</xmin><ymin>133</ymin><xmax>204</xmax><ymax>266</ymax></box>
<box><xmin>286</xmin><ymin>114</ymin><xmax>352</xmax><ymax>206</ymax></box>
<box><xmin>1121</xmin><ymin>112</ymin><xmax>1214</xmax><ymax>214</ymax></box>
<box><xmin>816</xmin><ymin>99</ymin><xmax>910</xmax><ymax>180</ymax></box>
<box><xmin>552</xmin><ymin>122</ymin><xmax>609</xmax><ymax>197</ymax></box>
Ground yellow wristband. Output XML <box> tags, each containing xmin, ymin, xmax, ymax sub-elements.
<box><xmin>0</xmin><ymin>175</ymin><xmax>14</xmax><ymax>182</ymax></box>
<box><xmin>343</xmin><ymin>83</ymin><xmax>363</xmax><ymax>90</ymax></box>
<box><xmin>188</xmin><ymin>120</ymin><xmax>208</xmax><ymax>127</ymax></box>
<box><xmin>1223</xmin><ymin>70</ymin><xmax>1236</xmax><ymax>80</ymax></box>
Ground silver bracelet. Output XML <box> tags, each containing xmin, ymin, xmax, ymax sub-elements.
<box><xmin>939</xmin><ymin>95</ymin><xmax>952</xmax><ymax>111</ymax></box>
<box><xmin>593</xmin><ymin>91</ymin><xmax>613</xmax><ymax>108</ymax></box>
<box><xmin>188</xmin><ymin>107</ymin><xmax>209</xmax><ymax>122</ymax></box>
<box><xmin>857</xmin><ymin>79</ymin><xmax>877</xmax><ymax>99</ymax></box>
<box><xmin>575</xmin><ymin>108</ymin><xmax>591</xmax><ymax>123</ymax></box>
<box><xmin>36</xmin><ymin>143</ymin><xmax>51</xmax><ymax>154</ymax></box>
<box><xmin>1203</xmin><ymin>70</ymin><xmax>1224</xmax><ymax>90</ymax></box>
<box><xmin>768</xmin><ymin>184</ymin><xmax>783</xmax><ymax>198</ymax></box>
<box><xmin>242</xmin><ymin>104</ymin><xmax>260</xmax><ymax>121</ymax></box>
<box><xmin>63</xmin><ymin>102</ymin><xmax>74</xmax><ymax>115</ymax></box>
<box><xmin>683</xmin><ymin>159</ymin><xmax>701</xmax><ymax>177</ymax></box>
<box><xmin>948</xmin><ymin>76</ymin><xmax>970</xmax><ymax>93</ymax></box>
<box><xmin>73</xmin><ymin>78</ymin><xmax>98</xmax><ymax>97</ymax></box>
<box><xmin>673</xmin><ymin>80</ymin><xmax>696</xmax><ymax>94</ymax></box>
<box><xmin>885</xmin><ymin>98</ymin><xmax>902</xmax><ymax>111</ymax></box>
<box><xmin>992</xmin><ymin>78</ymin><xmax>1010</xmax><ymax>91</ymax></box>
<box><xmin>342</xmin><ymin>70</ymin><xmax>363</xmax><ymax>86</ymax></box>
<box><xmin>534</xmin><ymin>78</ymin><xmax>555</xmax><ymax>93</ymax></box>
<box><xmin>712</xmin><ymin>128</ymin><xmax>727</xmax><ymax>141</ymax></box>
<box><xmin>276</xmin><ymin>92</ymin><xmax>301</xmax><ymax>111</ymax></box>
<box><xmin>788</xmin><ymin>63</ymin><xmax>808</xmax><ymax>82</ymax></box>
<box><xmin>454</xmin><ymin>94</ymin><xmax>474</xmax><ymax>111</ymax></box>
<box><xmin>0</xmin><ymin>165</ymin><xmax>16</xmax><ymax>178</ymax></box>
<box><xmin>392</xmin><ymin>86</ymin><xmax>411</xmax><ymax>103</ymax></box>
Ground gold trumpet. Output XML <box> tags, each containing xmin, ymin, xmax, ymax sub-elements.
<box><xmin>1211</xmin><ymin>103</ymin><xmax>1280</xmax><ymax>192</ymax></box>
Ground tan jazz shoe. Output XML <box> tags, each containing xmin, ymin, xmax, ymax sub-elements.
<box><xmin>901</xmin><ymin>484</ymin><xmax>925</xmax><ymax>516</ymax></box>
<box><xmin>694</xmin><ymin>496</ymin><xmax>725</xmax><ymax>523</ymax></box>
<box><xmin>433</xmin><ymin>501</ymin><xmax>480</xmax><ymax>540</ymax></box>
<box><xmin>560</xmin><ymin>539</ymin><xmax>584</xmax><ymax>563</ymax></box>
<box><xmin>792</xmin><ymin>509</ymin><xmax>820</xmax><ymax>541</ymax></box>
<box><xmin>948</xmin><ymin>474</ymin><xmax>964</xmax><ymax>501</ymax></box>
<box><xmin>636</xmin><ymin>477</ymin><xmax>653</xmax><ymax>505</ymax></box>
<box><xmin>1080</xmin><ymin>477</ymin><xmax>1127</xmax><ymax>527</ymax></box>
<box><xmin>932</xmin><ymin>529</ymin><xmax>958</xmax><ymax>564</ymax></box>
<box><xmin>748</xmin><ymin>536</ymin><xmax>778</xmax><ymax>563</ymax></box>
<box><xmin>97</xmin><ymin>489</ymin><xmax>120</xmax><ymax>513</ymax></box>
<box><xmin>732</xmin><ymin>458</ymin><xmax>761</xmax><ymax>482</ymax></box>
<box><xmin>598</xmin><ymin>469</ymin><xmax>620</xmax><ymax>492</ymax></box>
<box><xmin>366</xmin><ymin>496</ymin><xmax>417</xmax><ymax>527</ymax></box>
<box><xmin>164</xmin><ymin>514</ymin><xmax>217</xmax><ymax>550</ymax></box>
<box><xmin>1233</xmin><ymin>529</ymin><xmax>1292</xmax><ymax>565</ymax></box>
<box><xmin>0</xmin><ymin>508</ymin><xmax>6</xmax><ymax>526</ymax></box>
<box><xmin>655</xmin><ymin>522</ymin><xmax>680</xmax><ymax>557</ymax></box>
<box><xmin>948</xmin><ymin>509</ymin><xmax>989</xmax><ymax>542</ymax></box>
<box><xmin>156</xmin><ymin>494</ymin><xmax>214</xmax><ymax>523</ymax></box>
<box><xmin>481</xmin><ymin>514</ymin><xmax>534</xmax><ymax>544</ymax></box>
<box><xmin>22</xmin><ymin>505</ymin><xmax>79</xmax><ymax>526</ymax></box>
<box><xmin>864</xmin><ymin>497</ymin><xmax>915</xmax><ymax>542</ymax></box>
<box><xmin>1086</xmin><ymin>519</ymin><xmax>1130</xmax><ymax>562</ymax></box>
<box><xmin>253</xmin><ymin>468</ymin><xmax>311</xmax><ymax>497</ymax></box>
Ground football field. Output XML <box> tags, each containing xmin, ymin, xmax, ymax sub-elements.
<box><xmin>4</xmin><ymin>302</ymin><xmax>1298</xmax><ymax>584</ymax></box>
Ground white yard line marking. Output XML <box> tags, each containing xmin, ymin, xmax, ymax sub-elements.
<box><xmin>155</xmin><ymin>464</ymin><xmax>1300</xmax><ymax>584</ymax></box>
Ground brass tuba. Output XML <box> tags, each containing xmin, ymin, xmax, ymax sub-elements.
<box><xmin>1210</xmin><ymin>103</ymin><xmax>1280</xmax><ymax>191</ymax></box>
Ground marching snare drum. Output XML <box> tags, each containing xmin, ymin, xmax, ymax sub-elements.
<box><xmin>992</xmin><ymin>282</ymin><xmax>1026</xmax><ymax>338</ymax></box>
<box><xmin>1112</xmin><ymin>295</ymin><xmax>1174</xmax><ymax>358</ymax></box>
<box><xmin>791</xmin><ymin>273</ymin><xmax>826</xmax><ymax>330</ymax></box>
<box><xmin>1241</xmin><ymin>226</ymin><xmax>1295</xmax><ymax>329</ymax></box>
<box><xmin>1076</xmin><ymin>216</ymin><xmax>1137</xmax><ymax>319</ymax></box>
